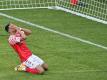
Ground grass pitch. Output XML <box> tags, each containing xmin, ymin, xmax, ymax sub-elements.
<box><xmin>0</xmin><ymin>9</ymin><xmax>107</xmax><ymax>80</ymax></box>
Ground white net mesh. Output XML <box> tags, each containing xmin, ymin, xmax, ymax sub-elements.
<box><xmin>0</xmin><ymin>0</ymin><xmax>55</xmax><ymax>10</ymax></box>
<box><xmin>56</xmin><ymin>0</ymin><xmax>107</xmax><ymax>22</ymax></box>
<box><xmin>0</xmin><ymin>0</ymin><xmax>107</xmax><ymax>24</ymax></box>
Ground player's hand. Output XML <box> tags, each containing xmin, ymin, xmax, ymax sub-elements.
<box><xmin>16</xmin><ymin>27</ymin><xmax>22</xmax><ymax>33</ymax></box>
<box><xmin>16</xmin><ymin>27</ymin><xmax>21</xmax><ymax>31</ymax></box>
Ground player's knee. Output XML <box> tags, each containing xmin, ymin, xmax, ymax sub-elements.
<box><xmin>43</xmin><ymin>63</ymin><xmax>48</xmax><ymax>71</ymax></box>
<box><xmin>36</xmin><ymin>66</ymin><xmax>45</xmax><ymax>74</ymax></box>
<box><xmin>38</xmin><ymin>68</ymin><xmax>44</xmax><ymax>74</ymax></box>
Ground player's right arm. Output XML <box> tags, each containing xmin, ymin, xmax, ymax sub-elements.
<box><xmin>20</xmin><ymin>27</ymin><xmax>32</xmax><ymax>36</ymax></box>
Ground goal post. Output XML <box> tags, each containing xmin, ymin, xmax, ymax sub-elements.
<box><xmin>0</xmin><ymin>0</ymin><xmax>107</xmax><ymax>24</ymax></box>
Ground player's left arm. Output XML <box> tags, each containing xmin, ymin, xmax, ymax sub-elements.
<box><xmin>17</xmin><ymin>29</ymin><xmax>27</xmax><ymax>40</ymax></box>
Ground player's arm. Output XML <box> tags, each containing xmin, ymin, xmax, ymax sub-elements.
<box><xmin>16</xmin><ymin>28</ymin><xmax>27</xmax><ymax>40</ymax></box>
<box><xmin>19</xmin><ymin>27</ymin><xmax>32</xmax><ymax>36</ymax></box>
<box><xmin>20</xmin><ymin>31</ymin><xmax>26</xmax><ymax>40</ymax></box>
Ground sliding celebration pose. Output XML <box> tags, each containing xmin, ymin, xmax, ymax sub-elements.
<box><xmin>5</xmin><ymin>23</ymin><xmax>48</xmax><ymax>74</ymax></box>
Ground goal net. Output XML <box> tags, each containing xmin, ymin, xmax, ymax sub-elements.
<box><xmin>56</xmin><ymin>0</ymin><xmax>107</xmax><ymax>24</ymax></box>
<box><xmin>0</xmin><ymin>0</ymin><xmax>55</xmax><ymax>10</ymax></box>
<box><xmin>0</xmin><ymin>0</ymin><xmax>107</xmax><ymax>24</ymax></box>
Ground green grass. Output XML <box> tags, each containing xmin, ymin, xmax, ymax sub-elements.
<box><xmin>0</xmin><ymin>9</ymin><xmax>107</xmax><ymax>80</ymax></box>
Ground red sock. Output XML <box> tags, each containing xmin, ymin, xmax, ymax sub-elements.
<box><xmin>26</xmin><ymin>68</ymin><xmax>40</xmax><ymax>74</ymax></box>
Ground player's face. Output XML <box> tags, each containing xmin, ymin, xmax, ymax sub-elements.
<box><xmin>8</xmin><ymin>24</ymin><xmax>17</xmax><ymax>34</ymax></box>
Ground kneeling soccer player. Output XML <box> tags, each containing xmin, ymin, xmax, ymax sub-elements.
<box><xmin>5</xmin><ymin>23</ymin><xmax>48</xmax><ymax>74</ymax></box>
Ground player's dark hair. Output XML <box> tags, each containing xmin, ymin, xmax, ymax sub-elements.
<box><xmin>5</xmin><ymin>23</ymin><xmax>10</xmax><ymax>32</ymax></box>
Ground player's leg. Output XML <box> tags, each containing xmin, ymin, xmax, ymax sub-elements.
<box><xmin>31</xmin><ymin>54</ymin><xmax>48</xmax><ymax>71</ymax></box>
<box><xmin>16</xmin><ymin>54</ymin><xmax>48</xmax><ymax>74</ymax></box>
<box><xmin>26</xmin><ymin>66</ymin><xmax>44</xmax><ymax>74</ymax></box>
<box><xmin>42</xmin><ymin>63</ymin><xmax>48</xmax><ymax>71</ymax></box>
<box><xmin>36</xmin><ymin>65</ymin><xmax>45</xmax><ymax>74</ymax></box>
<box><xmin>15</xmin><ymin>63</ymin><xmax>45</xmax><ymax>74</ymax></box>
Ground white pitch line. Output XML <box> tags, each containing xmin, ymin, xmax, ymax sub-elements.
<box><xmin>50</xmin><ymin>70</ymin><xmax>106</xmax><ymax>73</ymax></box>
<box><xmin>0</xmin><ymin>12</ymin><xmax>107</xmax><ymax>50</ymax></box>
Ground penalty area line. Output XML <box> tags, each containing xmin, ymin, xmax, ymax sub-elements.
<box><xmin>0</xmin><ymin>12</ymin><xmax>107</xmax><ymax>50</ymax></box>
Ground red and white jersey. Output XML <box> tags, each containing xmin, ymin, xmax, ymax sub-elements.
<box><xmin>8</xmin><ymin>32</ymin><xmax>32</xmax><ymax>62</ymax></box>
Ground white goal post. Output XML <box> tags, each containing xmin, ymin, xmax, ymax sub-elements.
<box><xmin>0</xmin><ymin>0</ymin><xmax>107</xmax><ymax>24</ymax></box>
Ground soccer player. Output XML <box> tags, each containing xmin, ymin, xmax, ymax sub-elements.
<box><xmin>5</xmin><ymin>23</ymin><xmax>48</xmax><ymax>74</ymax></box>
